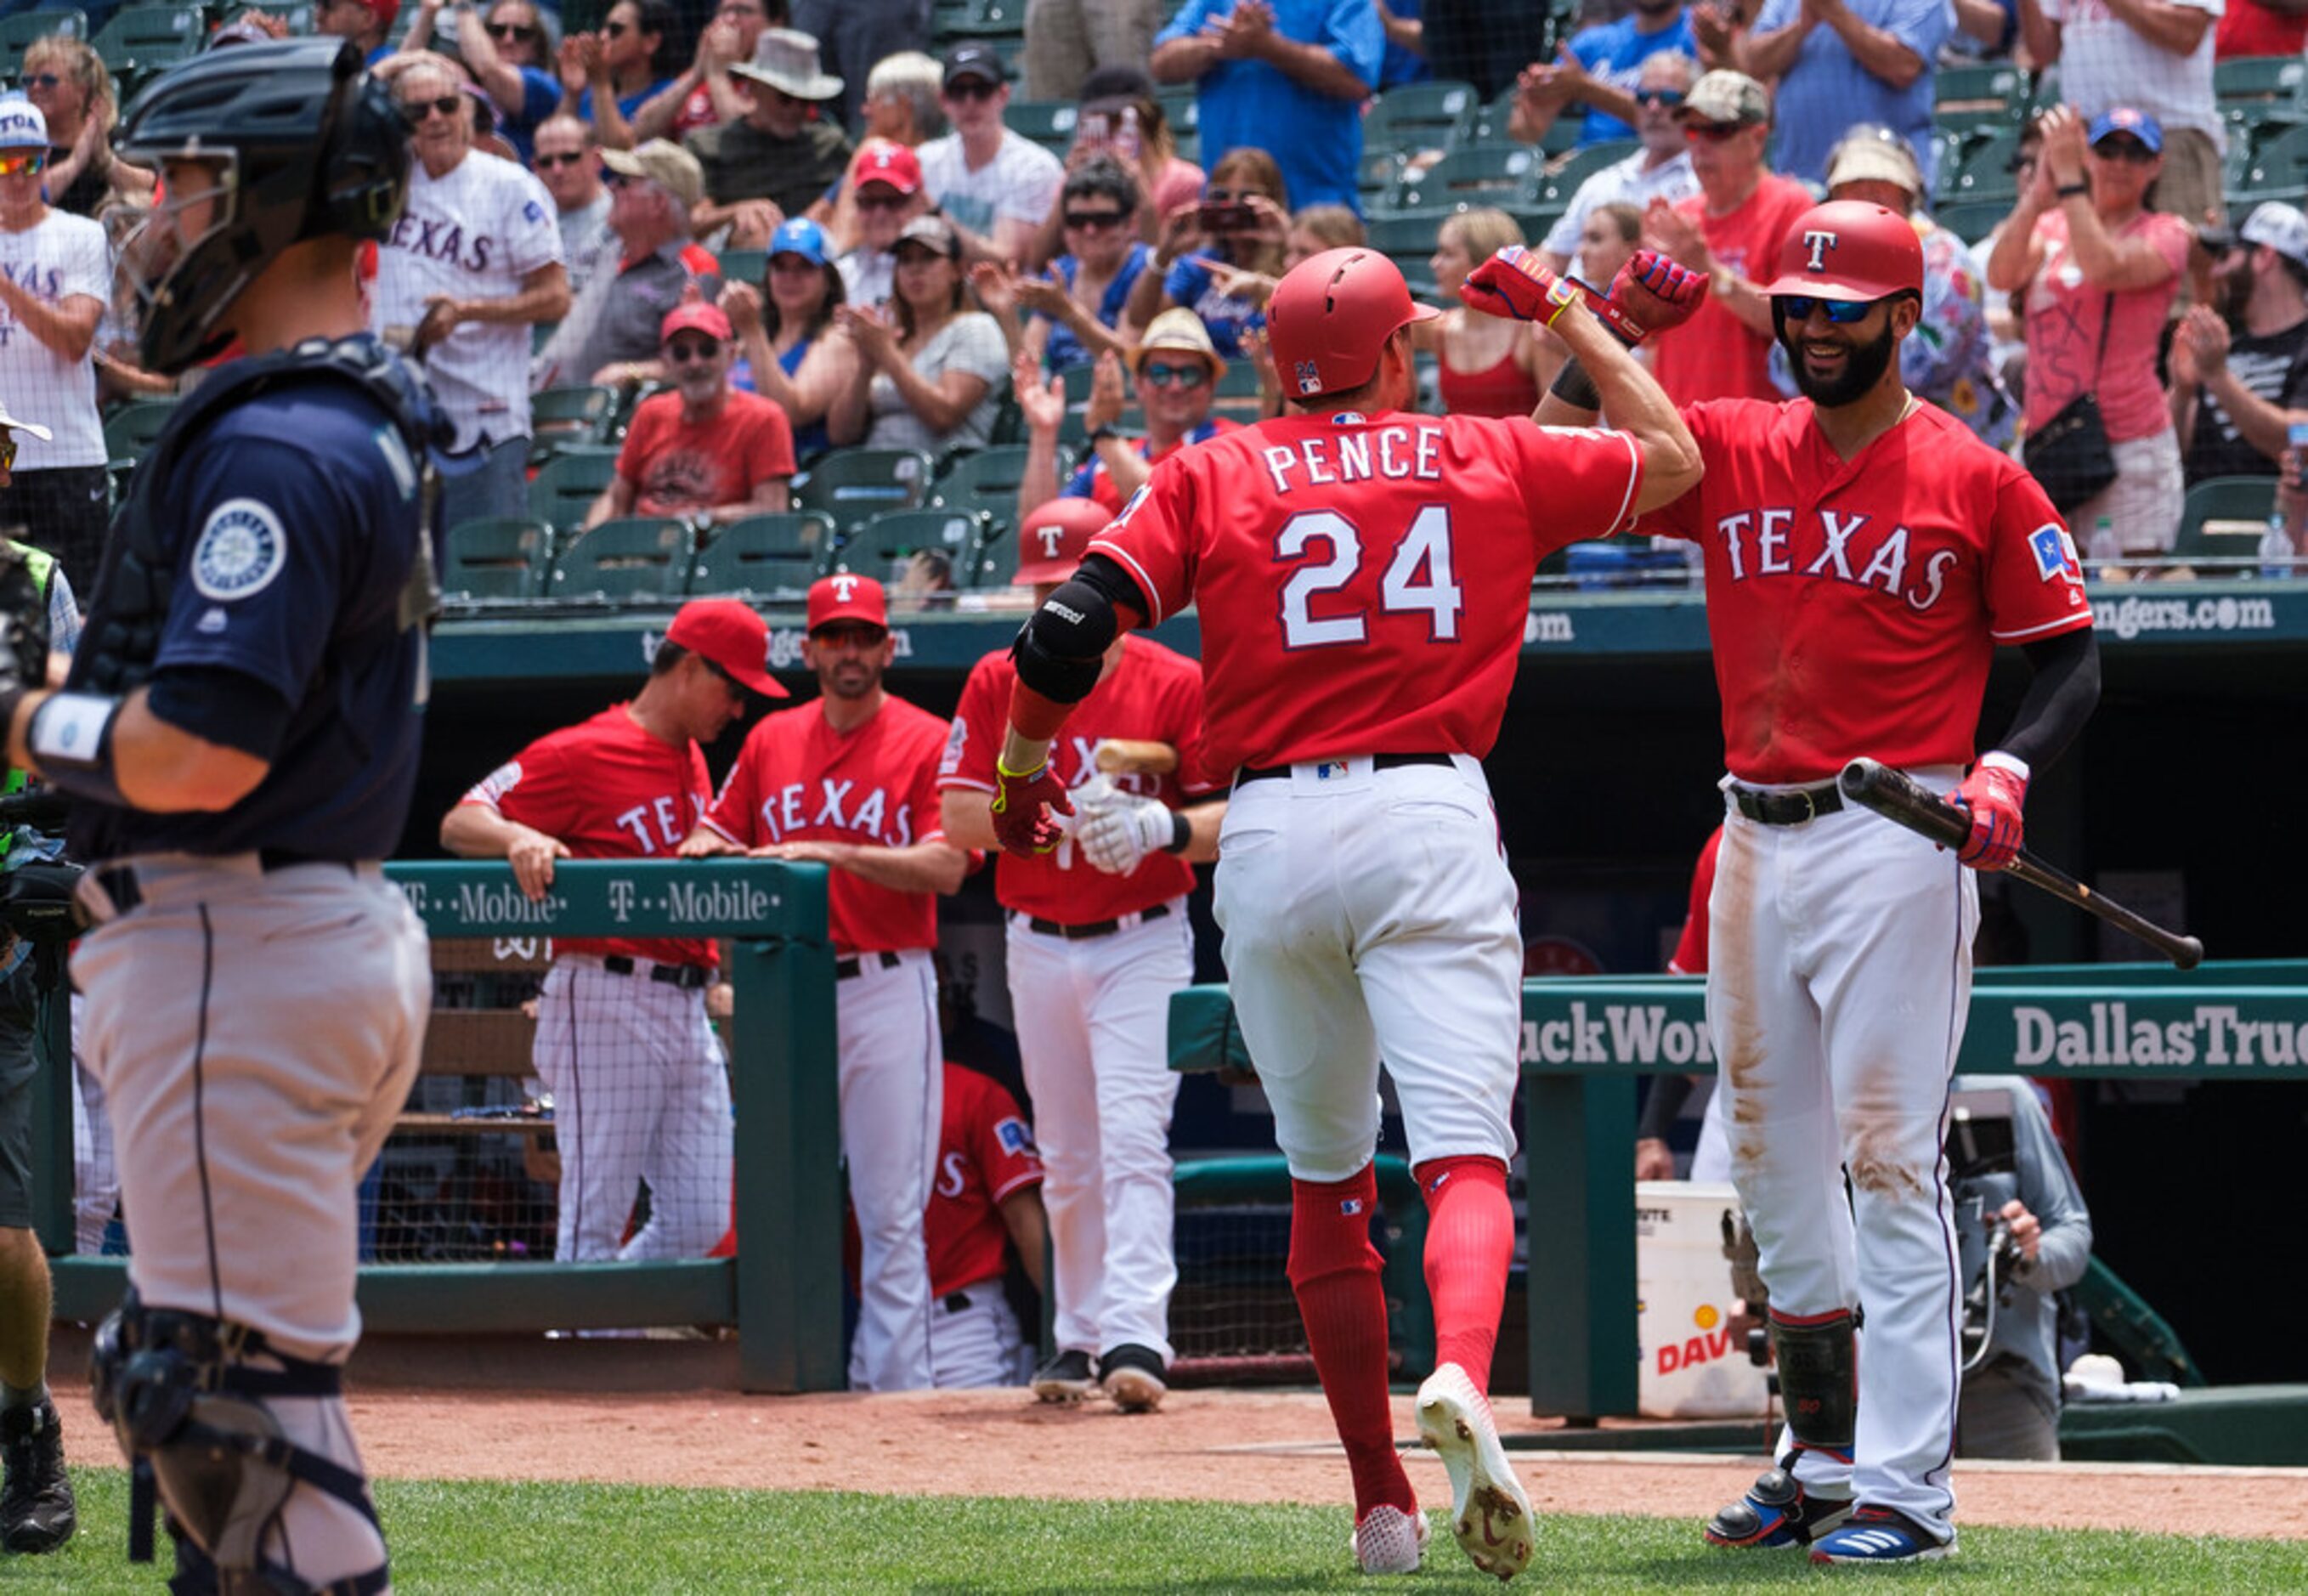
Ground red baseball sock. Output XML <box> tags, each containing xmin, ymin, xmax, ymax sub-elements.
<box><xmin>1415</xmin><ymin>1155</ymin><xmax>1513</xmax><ymax>1392</ymax></box>
<box><xmin>1288</xmin><ymin>1166</ymin><xmax>1414</xmax><ymax>1520</ymax></box>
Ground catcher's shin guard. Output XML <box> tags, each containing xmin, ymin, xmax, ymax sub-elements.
<box><xmin>92</xmin><ymin>1292</ymin><xmax>388</xmax><ymax>1594</ymax></box>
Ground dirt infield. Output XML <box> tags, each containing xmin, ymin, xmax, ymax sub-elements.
<box><xmin>54</xmin><ymin>1386</ymin><xmax>2308</xmax><ymax>1538</ymax></box>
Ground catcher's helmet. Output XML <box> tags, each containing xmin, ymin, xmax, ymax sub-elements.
<box><xmin>1014</xmin><ymin>499</ymin><xmax>1111</xmax><ymax>586</ymax></box>
<box><xmin>114</xmin><ymin>39</ymin><xmax>410</xmax><ymax>373</ymax></box>
<box><xmin>1760</xmin><ymin>201</ymin><xmax>1923</xmax><ymax>303</ymax></box>
<box><xmin>1265</xmin><ymin>247</ymin><xmax>1440</xmax><ymax>400</ymax></box>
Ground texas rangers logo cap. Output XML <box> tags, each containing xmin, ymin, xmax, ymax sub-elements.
<box><xmin>666</xmin><ymin>597</ymin><xmax>788</xmax><ymax>698</ymax></box>
<box><xmin>1013</xmin><ymin>499</ymin><xmax>1112</xmax><ymax>586</ymax></box>
<box><xmin>808</xmin><ymin>572</ymin><xmax>889</xmax><ymax>633</ymax></box>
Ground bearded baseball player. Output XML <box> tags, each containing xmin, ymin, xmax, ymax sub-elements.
<box><xmin>682</xmin><ymin>574</ymin><xmax>968</xmax><ymax>1391</ymax></box>
<box><xmin>984</xmin><ymin>244</ymin><xmax>1704</xmax><ymax>1578</ymax></box>
<box><xmin>939</xmin><ymin>497</ymin><xmax>1224</xmax><ymax>1412</ymax></box>
<box><xmin>444</xmin><ymin>598</ymin><xmax>783</xmax><ymax>1265</ymax></box>
<box><xmin>1541</xmin><ymin>200</ymin><xmax>2102</xmax><ymax>1565</ymax></box>
<box><xmin>5</xmin><ymin>40</ymin><xmax>438</xmax><ymax>1591</ymax></box>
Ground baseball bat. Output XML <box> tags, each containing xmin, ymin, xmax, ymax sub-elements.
<box><xmin>1095</xmin><ymin>739</ymin><xmax>1179</xmax><ymax>777</ymax></box>
<box><xmin>1838</xmin><ymin>758</ymin><xmax>2205</xmax><ymax>970</ymax></box>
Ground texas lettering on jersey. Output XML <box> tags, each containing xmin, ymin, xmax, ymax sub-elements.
<box><xmin>727</xmin><ymin>774</ymin><xmax>922</xmax><ymax>849</ymax></box>
<box><xmin>1705</xmin><ymin>505</ymin><xmax>1967</xmax><ymax>609</ymax></box>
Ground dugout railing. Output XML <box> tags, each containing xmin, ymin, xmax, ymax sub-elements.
<box><xmin>32</xmin><ymin>859</ymin><xmax>848</xmax><ymax>1394</ymax></box>
<box><xmin>1168</xmin><ymin>959</ymin><xmax>2308</xmax><ymax>1420</ymax></box>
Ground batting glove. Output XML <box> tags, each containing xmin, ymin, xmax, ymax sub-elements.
<box><xmin>991</xmin><ymin>756</ymin><xmax>1073</xmax><ymax>857</ymax></box>
<box><xmin>1078</xmin><ymin>793</ymin><xmax>1174</xmax><ymax>875</ymax></box>
<box><xmin>1605</xmin><ymin>250</ymin><xmax>1711</xmax><ymax>344</ymax></box>
<box><xmin>1461</xmin><ymin>247</ymin><xmax>1581</xmax><ymax>326</ymax></box>
<box><xmin>1951</xmin><ymin>752</ymin><xmax>2029</xmax><ymax>872</ymax></box>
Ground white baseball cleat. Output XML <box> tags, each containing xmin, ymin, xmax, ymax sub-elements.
<box><xmin>1416</xmin><ymin>1362</ymin><xmax>1536</xmax><ymax>1582</ymax></box>
<box><xmin>1351</xmin><ymin>1503</ymin><xmax>1430</xmax><ymax>1575</ymax></box>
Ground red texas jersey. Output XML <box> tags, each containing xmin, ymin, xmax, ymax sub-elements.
<box><xmin>1642</xmin><ymin>399</ymin><xmax>2094</xmax><ymax>784</ymax></box>
<box><xmin>925</xmin><ymin>1061</ymin><xmax>1044</xmax><ymax>1298</ymax></box>
<box><xmin>1089</xmin><ymin>408</ymin><xmax>1643</xmax><ymax>774</ymax></box>
<box><xmin>700</xmin><ymin>693</ymin><xmax>953</xmax><ymax>955</ymax></box>
<box><xmin>940</xmin><ymin>634</ymin><xmax>1218</xmax><ymax>922</ymax></box>
<box><xmin>459</xmin><ymin>705</ymin><xmax>714</xmax><ymax>967</ymax></box>
<box><xmin>1668</xmin><ymin>825</ymin><xmax>1722</xmax><ymax>976</ymax></box>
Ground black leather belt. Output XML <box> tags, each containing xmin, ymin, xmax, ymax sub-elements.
<box><xmin>600</xmin><ymin>954</ymin><xmax>712</xmax><ymax>989</ymax></box>
<box><xmin>93</xmin><ymin>854</ymin><xmax>354</xmax><ymax>916</ymax></box>
<box><xmin>1728</xmin><ymin>781</ymin><xmax>1843</xmax><ymax>825</ymax></box>
<box><xmin>835</xmin><ymin>950</ymin><xmax>903</xmax><ymax>980</ymax></box>
<box><xmin>1021</xmin><ymin>902</ymin><xmax>1170</xmax><ymax>940</ymax></box>
<box><xmin>941</xmin><ymin>1290</ymin><xmax>975</xmax><ymax>1313</ymax></box>
<box><xmin>1235</xmin><ymin>752</ymin><xmax>1454</xmax><ymax>785</ymax></box>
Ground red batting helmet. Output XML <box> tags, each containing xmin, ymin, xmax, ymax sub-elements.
<box><xmin>1761</xmin><ymin>201</ymin><xmax>1923</xmax><ymax>303</ymax></box>
<box><xmin>1014</xmin><ymin>499</ymin><xmax>1112</xmax><ymax>586</ymax></box>
<box><xmin>1265</xmin><ymin>247</ymin><xmax>1440</xmax><ymax>400</ymax></box>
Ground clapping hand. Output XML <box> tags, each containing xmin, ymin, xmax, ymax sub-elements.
<box><xmin>1083</xmin><ymin>349</ymin><xmax>1129</xmax><ymax>433</ymax></box>
<box><xmin>1014</xmin><ymin>347</ymin><xmax>1066</xmax><ymax>433</ymax></box>
<box><xmin>835</xmin><ymin>303</ymin><xmax>900</xmax><ymax>366</ymax></box>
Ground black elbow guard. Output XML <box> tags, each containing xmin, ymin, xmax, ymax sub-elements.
<box><xmin>1011</xmin><ymin>560</ymin><xmax>1135</xmax><ymax>704</ymax></box>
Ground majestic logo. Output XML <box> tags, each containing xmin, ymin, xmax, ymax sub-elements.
<box><xmin>1802</xmin><ymin>229</ymin><xmax>1838</xmax><ymax>271</ymax></box>
<box><xmin>191</xmin><ymin>499</ymin><xmax>287</xmax><ymax>602</ymax></box>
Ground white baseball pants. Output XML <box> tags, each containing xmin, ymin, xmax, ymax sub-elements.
<box><xmin>73</xmin><ymin>857</ymin><xmax>430</xmax><ymax>1588</ymax></box>
<box><xmin>1005</xmin><ymin>903</ymin><xmax>1189</xmax><ymax>1363</ymax></box>
<box><xmin>1213</xmin><ymin>756</ymin><xmax>1522</xmax><ymax>1183</ymax></box>
<box><xmin>838</xmin><ymin>948</ymin><xmax>942</xmax><ymax>1392</ymax></box>
<box><xmin>1707</xmin><ymin>774</ymin><xmax>1977</xmax><ymax>1541</ymax></box>
<box><xmin>534</xmin><ymin>958</ymin><xmax>733</xmax><ymax>1264</ymax></box>
<box><xmin>927</xmin><ymin>1278</ymin><xmax>1027</xmax><ymax>1388</ymax></box>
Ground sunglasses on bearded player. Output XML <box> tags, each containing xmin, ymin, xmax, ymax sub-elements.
<box><xmin>1776</xmin><ymin>295</ymin><xmax>1879</xmax><ymax>324</ymax></box>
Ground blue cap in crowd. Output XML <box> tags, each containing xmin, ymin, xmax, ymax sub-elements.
<box><xmin>768</xmin><ymin>217</ymin><xmax>830</xmax><ymax>269</ymax></box>
<box><xmin>2088</xmin><ymin>107</ymin><xmax>2163</xmax><ymax>155</ymax></box>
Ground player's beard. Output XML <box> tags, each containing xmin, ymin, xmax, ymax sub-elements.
<box><xmin>1782</xmin><ymin>315</ymin><xmax>1901</xmax><ymax>409</ymax></box>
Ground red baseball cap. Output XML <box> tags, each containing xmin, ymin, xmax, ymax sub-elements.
<box><xmin>850</xmin><ymin>140</ymin><xmax>923</xmax><ymax>197</ymax></box>
<box><xmin>1014</xmin><ymin>499</ymin><xmax>1110</xmax><ymax>585</ymax></box>
<box><xmin>661</xmin><ymin>302</ymin><xmax>734</xmax><ymax>344</ymax></box>
<box><xmin>807</xmin><ymin>572</ymin><xmax>889</xmax><ymax>632</ymax></box>
<box><xmin>665</xmin><ymin>598</ymin><xmax>787</xmax><ymax>698</ymax></box>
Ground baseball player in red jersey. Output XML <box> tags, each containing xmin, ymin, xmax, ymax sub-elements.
<box><xmin>1543</xmin><ymin>201</ymin><xmax>2102</xmax><ymax>1565</ymax></box>
<box><xmin>443</xmin><ymin>600</ymin><xmax>783</xmax><ymax>1266</ymax></box>
<box><xmin>918</xmin><ymin>1061</ymin><xmax>1049</xmax><ymax>1387</ymax></box>
<box><xmin>981</xmin><ymin>244</ymin><xmax>1706</xmax><ymax>1579</ymax></box>
<box><xmin>939</xmin><ymin>498</ymin><xmax>1225</xmax><ymax>1412</ymax></box>
<box><xmin>680</xmin><ymin>574</ymin><xmax>967</xmax><ymax>1391</ymax></box>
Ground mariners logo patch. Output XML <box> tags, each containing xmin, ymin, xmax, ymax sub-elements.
<box><xmin>2028</xmin><ymin>523</ymin><xmax>2083</xmax><ymax>586</ymax></box>
<box><xmin>191</xmin><ymin>499</ymin><xmax>287</xmax><ymax>601</ymax></box>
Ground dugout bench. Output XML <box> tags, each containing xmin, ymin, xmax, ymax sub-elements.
<box><xmin>1168</xmin><ymin>959</ymin><xmax>2308</xmax><ymax>1421</ymax></box>
<box><xmin>33</xmin><ymin>860</ymin><xmax>850</xmax><ymax>1394</ymax></box>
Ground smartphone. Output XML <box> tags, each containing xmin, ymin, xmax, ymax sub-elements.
<box><xmin>1197</xmin><ymin>201</ymin><xmax>1257</xmax><ymax>234</ymax></box>
<box><xmin>1075</xmin><ymin>110</ymin><xmax>1111</xmax><ymax>150</ymax></box>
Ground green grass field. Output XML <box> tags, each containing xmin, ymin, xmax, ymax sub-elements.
<box><xmin>11</xmin><ymin>1469</ymin><xmax>2307</xmax><ymax>1593</ymax></box>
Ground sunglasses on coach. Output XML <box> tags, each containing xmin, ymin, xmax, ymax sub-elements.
<box><xmin>1776</xmin><ymin>296</ymin><xmax>1875</xmax><ymax>324</ymax></box>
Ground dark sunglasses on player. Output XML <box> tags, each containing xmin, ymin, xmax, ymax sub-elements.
<box><xmin>1777</xmin><ymin>295</ymin><xmax>1875</xmax><ymax>324</ymax></box>
<box><xmin>665</xmin><ymin>337</ymin><xmax>723</xmax><ymax>363</ymax></box>
<box><xmin>1634</xmin><ymin>88</ymin><xmax>1685</xmax><ymax>109</ymax></box>
<box><xmin>400</xmin><ymin>94</ymin><xmax>461</xmax><ymax>122</ymax></box>
<box><xmin>1140</xmin><ymin>361</ymin><xmax>1208</xmax><ymax>388</ymax></box>
<box><xmin>1064</xmin><ymin>209</ymin><xmax>1128</xmax><ymax>229</ymax></box>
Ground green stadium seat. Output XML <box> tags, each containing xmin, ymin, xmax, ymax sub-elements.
<box><xmin>1210</xmin><ymin>361</ymin><xmax>1267</xmax><ymax>426</ymax></box>
<box><xmin>2215</xmin><ymin>54</ymin><xmax>2308</xmax><ymax>110</ymax></box>
<box><xmin>961</xmin><ymin>516</ymin><xmax>1022</xmax><ymax>590</ymax></box>
<box><xmin>793</xmin><ymin>446</ymin><xmax>936</xmax><ymax>535</ymax></box>
<box><xmin>241</xmin><ymin>0</ymin><xmax>317</xmax><ymax>32</ymax></box>
<box><xmin>1933</xmin><ymin>62</ymin><xmax>2024</xmax><ymax>133</ymax></box>
<box><xmin>1364</xmin><ymin>211</ymin><xmax>1444</xmax><ymax>298</ymax></box>
<box><xmin>1385</xmin><ymin>142</ymin><xmax>1539</xmax><ymax>215</ymax></box>
<box><xmin>442</xmin><ymin>517</ymin><xmax>553</xmax><ymax>602</ymax></box>
<box><xmin>937</xmin><ymin>0</ymin><xmax>1023</xmax><ymax>37</ymax></box>
<box><xmin>2173</xmin><ymin>475</ymin><xmax>2276</xmax><ymax>571</ymax></box>
<box><xmin>547</xmin><ymin>516</ymin><xmax>693</xmax><ymax>602</ymax></box>
<box><xmin>687</xmin><ymin>511</ymin><xmax>835</xmax><ymax>598</ymax></box>
<box><xmin>834</xmin><ymin>507</ymin><xmax>991</xmax><ymax>590</ymax></box>
<box><xmin>527</xmin><ymin>444</ymin><xmax>621</xmax><ymax>531</ymax></box>
<box><xmin>1932</xmin><ymin>201</ymin><xmax>2008</xmax><ymax>246</ymax></box>
<box><xmin>2</xmin><ymin>10</ymin><xmax>86</xmax><ymax>76</ymax></box>
<box><xmin>1006</xmin><ymin>99</ymin><xmax>1080</xmax><ymax>158</ymax></box>
<box><xmin>1359</xmin><ymin>147</ymin><xmax>1406</xmax><ymax>204</ymax></box>
<box><xmin>1365</xmin><ymin>80</ymin><xmax>1482</xmax><ymax>156</ymax></box>
<box><xmin>1530</xmin><ymin>139</ymin><xmax>1640</xmax><ymax>207</ymax></box>
<box><xmin>90</xmin><ymin>3</ymin><xmax>205</xmax><ymax>72</ymax></box>
<box><xmin>529</xmin><ymin>384</ymin><xmax>617</xmax><ymax>453</ymax></box>
<box><xmin>1939</xmin><ymin>128</ymin><xmax>2020</xmax><ymax>207</ymax></box>
<box><xmin>2235</xmin><ymin>122</ymin><xmax>2308</xmax><ymax>204</ymax></box>
<box><xmin>101</xmin><ymin>398</ymin><xmax>177</xmax><ymax>470</ymax></box>
<box><xmin>929</xmin><ymin>444</ymin><xmax>1037</xmax><ymax>528</ymax></box>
